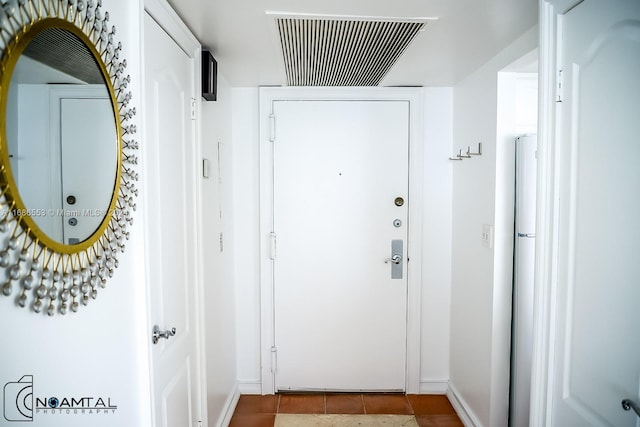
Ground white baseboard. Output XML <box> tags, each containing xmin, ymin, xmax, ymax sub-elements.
<box><xmin>216</xmin><ymin>380</ymin><xmax>265</xmax><ymax>426</ymax></box>
<box><xmin>237</xmin><ymin>380</ymin><xmax>263</xmax><ymax>395</ymax></box>
<box><xmin>216</xmin><ymin>383</ymin><xmax>240</xmax><ymax>427</ymax></box>
<box><xmin>447</xmin><ymin>382</ymin><xmax>483</xmax><ymax>427</ymax></box>
<box><xmin>418</xmin><ymin>379</ymin><xmax>449</xmax><ymax>394</ymax></box>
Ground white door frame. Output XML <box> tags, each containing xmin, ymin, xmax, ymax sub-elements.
<box><xmin>142</xmin><ymin>0</ymin><xmax>207</xmax><ymax>425</ymax></box>
<box><xmin>259</xmin><ymin>87</ymin><xmax>424</xmax><ymax>395</ymax></box>
<box><xmin>530</xmin><ymin>0</ymin><xmax>580</xmax><ymax>424</ymax></box>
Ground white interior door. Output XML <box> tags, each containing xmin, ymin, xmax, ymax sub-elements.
<box><xmin>273</xmin><ymin>100</ymin><xmax>409</xmax><ymax>391</ymax></box>
<box><xmin>60</xmin><ymin>97</ymin><xmax>117</xmax><ymax>244</ymax></box>
<box><xmin>144</xmin><ymin>12</ymin><xmax>202</xmax><ymax>427</ymax></box>
<box><xmin>550</xmin><ymin>1</ymin><xmax>640</xmax><ymax>425</ymax></box>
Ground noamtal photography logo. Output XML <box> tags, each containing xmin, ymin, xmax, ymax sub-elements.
<box><xmin>3</xmin><ymin>375</ymin><xmax>33</xmax><ymax>422</ymax></box>
<box><xmin>3</xmin><ymin>375</ymin><xmax>118</xmax><ymax>423</ymax></box>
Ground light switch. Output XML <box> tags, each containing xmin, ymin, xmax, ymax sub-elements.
<box><xmin>482</xmin><ymin>224</ymin><xmax>494</xmax><ymax>249</ymax></box>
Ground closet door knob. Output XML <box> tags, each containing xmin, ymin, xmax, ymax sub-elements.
<box><xmin>152</xmin><ymin>325</ymin><xmax>176</xmax><ymax>344</ymax></box>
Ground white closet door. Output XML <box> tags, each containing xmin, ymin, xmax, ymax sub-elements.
<box><xmin>144</xmin><ymin>11</ymin><xmax>202</xmax><ymax>427</ymax></box>
<box><xmin>549</xmin><ymin>1</ymin><xmax>640</xmax><ymax>425</ymax></box>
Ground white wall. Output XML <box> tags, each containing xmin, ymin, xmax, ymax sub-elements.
<box><xmin>421</xmin><ymin>88</ymin><xmax>453</xmax><ymax>392</ymax></box>
<box><xmin>231</xmin><ymin>88</ymin><xmax>262</xmax><ymax>391</ymax></box>
<box><xmin>231</xmin><ymin>87</ymin><xmax>453</xmax><ymax>393</ymax></box>
<box><xmin>0</xmin><ymin>2</ymin><xmax>152</xmax><ymax>427</ymax></box>
<box><xmin>200</xmin><ymin>73</ymin><xmax>239</xmax><ymax>424</ymax></box>
<box><xmin>448</xmin><ymin>27</ymin><xmax>538</xmax><ymax>427</ymax></box>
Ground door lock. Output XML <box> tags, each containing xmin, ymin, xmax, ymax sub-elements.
<box><xmin>152</xmin><ymin>325</ymin><xmax>176</xmax><ymax>344</ymax></box>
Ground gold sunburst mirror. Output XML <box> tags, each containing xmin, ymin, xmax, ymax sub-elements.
<box><xmin>0</xmin><ymin>0</ymin><xmax>138</xmax><ymax>315</ymax></box>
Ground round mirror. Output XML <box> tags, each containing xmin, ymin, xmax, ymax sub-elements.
<box><xmin>4</xmin><ymin>24</ymin><xmax>119</xmax><ymax>247</ymax></box>
<box><xmin>0</xmin><ymin>4</ymin><xmax>138</xmax><ymax>316</ymax></box>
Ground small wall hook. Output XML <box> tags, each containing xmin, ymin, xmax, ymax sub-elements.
<box><xmin>457</xmin><ymin>149</ymin><xmax>471</xmax><ymax>159</ymax></box>
<box><xmin>468</xmin><ymin>142</ymin><xmax>483</xmax><ymax>156</ymax></box>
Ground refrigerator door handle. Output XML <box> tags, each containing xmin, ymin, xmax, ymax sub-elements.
<box><xmin>517</xmin><ymin>233</ymin><xmax>536</xmax><ymax>238</ymax></box>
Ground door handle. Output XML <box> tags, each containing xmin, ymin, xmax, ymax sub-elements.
<box><xmin>385</xmin><ymin>254</ymin><xmax>402</xmax><ymax>265</ymax></box>
<box><xmin>622</xmin><ymin>399</ymin><xmax>640</xmax><ymax>418</ymax></box>
<box><xmin>152</xmin><ymin>325</ymin><xmax>176</xmax><ymax>344</ymax></box>
<box><xmin>386</xmin><ymin>240</ymin><xmax>403</xmax><ymax>279</ymax></box>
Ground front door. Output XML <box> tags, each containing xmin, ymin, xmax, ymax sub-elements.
<box><xmin>144</xmin><ymin>12</ymin><xmax>202</xmax><ymax>427</ymax></box>
<box><xmin>272</xmin><ymin>100</ymin><xmax>409</xmax><ymax>391</ymax></box>
<box><xmin>548</xmin><ymin>0</ymin><xmax>640</xmax><ymax>425</ymax></box>
<box><xmin>60</xmin><ymin>97</ymin><xmax>116</xmax><ymax>244</ymax></box>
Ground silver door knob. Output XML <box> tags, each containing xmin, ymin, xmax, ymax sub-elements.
<box><xmin>152</xmin><ymin>325</ymin><xmax>176</xmax><ymax>344</ymax></box>
<box><xmin>385</xmin><ymin>254</ymin><xmax>402</xmax><ymax>265</ymax></box>
<box><xmin>622</xmin><ymin>399</ymin><xmax>640</xmax><ymax>418</ymax></box>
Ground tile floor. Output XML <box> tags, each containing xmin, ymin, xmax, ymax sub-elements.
<box><xmin>230</xmin><ymin>393</ymin><xmax>464</xmax><ymax>427</ymax></box>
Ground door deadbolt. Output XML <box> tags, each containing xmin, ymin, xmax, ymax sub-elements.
<box><xmin>394</xmin><ymin>197</ymin><xmax>404</xmax><ymax>207</ymax></box>
<box><xmin>66</xmin><ymin>195</ymin><xmax>76</xmax><ymax>205</ymax></box>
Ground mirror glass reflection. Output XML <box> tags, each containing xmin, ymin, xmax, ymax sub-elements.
<box><xmin>5</xmin><ymin>27</ymin><xmax>117</xmax><ymax>245</ymax></box>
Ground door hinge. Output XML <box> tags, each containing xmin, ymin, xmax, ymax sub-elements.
<box><xmin>269</xmin><ymin>114</ymin><xmax>276</xmax><ymax>142</ymax></box>
<box><xmin>270</xmin><ymin>346</ymin><xmax>277</xmax><ymax>373</ymax></box>
<box><xmin>191</xmin><ymin>98</ymin><xmax>197</xmax><ymax>120</ymax></box>
<box><xmin>269</xmin><ymin>232</ymin><xmax>277</xmax><ymax>260</ymax></box>
<box><xmin>556</xmin><ymin>69</ymin><xmax>563</xmax><ymax>103</ymax></box>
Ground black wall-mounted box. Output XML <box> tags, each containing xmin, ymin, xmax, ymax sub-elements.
<box><xmin>202</xmin><ymin>48</ymin><xmax>217</xmax><ymax>101</ymax></box>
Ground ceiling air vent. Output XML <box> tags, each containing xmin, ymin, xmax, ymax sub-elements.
<box><xmin>273</xmin><ymin>14</ymin><xmax>429</xmax><ymax>86</ymax></box>
<box><xmin>23</xmin><ymin>27</ymin><xmax>104</xmax><ymax>84</ymax></box>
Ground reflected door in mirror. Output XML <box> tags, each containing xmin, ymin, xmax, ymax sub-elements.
<box><xmin>60</xmin><ymin>97</ymin><xmax>117</xmax><ymax>244</ymax></box>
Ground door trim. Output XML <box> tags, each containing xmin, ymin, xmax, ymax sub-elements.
<box><xmin>142</xmin><ymin>0</ymin><xmax>206</xmax><ymax>425</ymax></box>
<box><xmin>259</xmin><ymin>87</ymin><xmax>424</xmax><ymax>394</ymax></box>
<box><xmin>530</xmin><ymin>1</ymin><xmax>564</xmax><ymax>425</ymax></box>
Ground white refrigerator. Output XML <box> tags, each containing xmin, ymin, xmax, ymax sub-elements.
<box><xmin>510</xmin><ymin>134</ymin><xmax>537</xmax><ymax>427</ymax></box>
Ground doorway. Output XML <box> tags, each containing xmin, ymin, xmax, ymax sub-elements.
<box><xmin>496</xmin><ymin>62</ymin><xmax>538</xmax><ymax>426</ymax></box>
<box><xmin>259</xmin><ymin>87</ymin><xmax>425</xmax><ymax>394</ymax></box>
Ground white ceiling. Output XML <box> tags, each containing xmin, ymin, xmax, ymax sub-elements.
<box><xmin>167</xmin><ymin>0</ymin><xmax>538</xmax><ymax>87</ymax></box>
